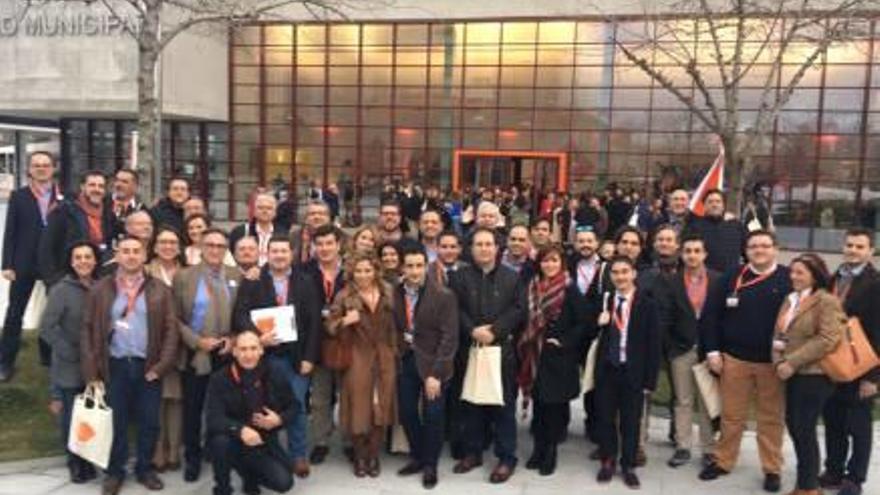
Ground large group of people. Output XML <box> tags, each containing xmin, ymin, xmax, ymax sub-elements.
<box><xmin>0</xmin><ymin>150</ymin><xmax>877</xmax><ymax>495</ymax></box>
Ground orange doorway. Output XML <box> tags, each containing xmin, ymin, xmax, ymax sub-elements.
<box><xmin>451</xmin><ymin>150</ymin><xmax>568</xmax><ymax>194</ymax></box>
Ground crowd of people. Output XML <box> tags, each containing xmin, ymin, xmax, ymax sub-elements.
<box><xmin>0</xmin><ymin>150</ymin><xmax>877</xmax><ymax>495</ymax></box>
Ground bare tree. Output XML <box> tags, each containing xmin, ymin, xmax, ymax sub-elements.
<box><xmin>23</xmin><ymin>0</ymin><xmax>380</xmax><ymax>200</ymax></box>
<box><xmin>603</xmin><ymin>0</ymin><xmax>877</xmax><ymax>210</ymax></box>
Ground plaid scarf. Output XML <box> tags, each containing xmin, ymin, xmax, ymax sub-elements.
<box><xmin>517</xmin><ymin>271</ymin><xmax>569</xmax><ymax>404</ymax></box>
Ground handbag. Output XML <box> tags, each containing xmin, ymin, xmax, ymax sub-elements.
<box><xmin>460</xmin><ymin>344</ymin><xmax>504</xmax><ymax>406</ymax></box>
<box><xmin>68</xmin><ymin>382</ymin><xmax>114</xmax><ymax>469</ymax></box>
<box><xmin>320</xmin><ymin>333</ymin><xmax>352</xmax><ymax>371</ymax></box>
<box><xmin>581</xmin><ymin>334</ymin><xmax>601</xmax><ymax>393</ymax></box>
<box><xmin>692</xmin><ymin>361</ymin><xmax>722</xmax><ymax>419</ymax></box>
<box><xmin>820</xmin><ymin>317</ymin><xmax>880</xmax><ymax>383</ymax></box>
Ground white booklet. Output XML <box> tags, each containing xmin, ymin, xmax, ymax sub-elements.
<box><xmin>250</xmin><ymin>305</ymin><xmax>298</xmax><ymax>344</ymax></box>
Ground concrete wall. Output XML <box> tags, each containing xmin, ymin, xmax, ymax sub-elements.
<box><xmin>0</xmin><ymin>1</ymin><xmax>227</xmax><ymax>121</ymax></box>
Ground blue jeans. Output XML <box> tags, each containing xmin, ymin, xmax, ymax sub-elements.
<box><xmin>59</xmin><ymin>386</ymin><xmax>86</xmax><ymax>464</ymax></box>
<box><xmin>398</xmin><ymin>351</ymin><xmax>448</xmax><ymax>468</ymax></box>
<box><xmin>269</xmin><ymin>355</ymin><xmax>310</xmax><ymax>461</ymax></box>
<box><xmin>107</xmin><ymin>358</ymin><xmax>162</xmax><ymax>479</ymax></box>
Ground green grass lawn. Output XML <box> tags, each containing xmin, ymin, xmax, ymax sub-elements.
<box><xmin>0</xmin><ymin>333</ymin><xmax>64</xmax><ymax>462</ymax></box>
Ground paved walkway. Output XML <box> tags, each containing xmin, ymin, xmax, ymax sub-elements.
<box><xmin>1</xmin><ymin>411</ymin><xmax>877</xmax><ymax>495</ymax></box>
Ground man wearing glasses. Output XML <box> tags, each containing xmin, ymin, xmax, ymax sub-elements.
<box><xmin>698</xmin><ymin>230</ymin><xmax>791</xmax><ymax>493</ymax></box>
<box><xmin>377</xmin><ymin>199</ymin><xmax>407</xmax><ymax>243</ymax></box>
<box><xmin>172</xmin><ymin>228</ymin><xmax>243</xmax><ymax>482</ymax></box>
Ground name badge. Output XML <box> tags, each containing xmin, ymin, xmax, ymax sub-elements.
<box><xmin>403</xmin><ymin>332</ymin><xmax>414</xmax><ymax>344</ymax></box>
<box><xmin>726</xmin><ymin>296</ymin><xmax>739</xmax><ymax>308</ymax></box>
<box><xmin>321</xmin><ymin>307</ymin><xmax>330</xmax><ymax>318</ymax></box>
<box><xmin>114</xmin><ymin>319</ymin><xmax>130</xmax><ymax>331</ymax></box>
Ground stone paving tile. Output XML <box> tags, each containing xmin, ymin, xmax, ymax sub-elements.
<box><xmin>1</xmin><ymin>412</ymin><xmax>878</xmax><ymax>495</ymax></box>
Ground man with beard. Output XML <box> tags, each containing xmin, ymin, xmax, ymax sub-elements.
<box><xmin>109</xmin><ymin>168</ymin><xmax>145</xmax><ymax>240</ymax></box>
<box><xmin>289</xmin><ymin>200</ymin><xmax>332</xmax><ymax>265</ymax></box>
<box><xmin>39</xmin><ymin>170</ymin><xmax>115</xmax><ymax>288</ymax></box>
<box><xmin>683</xmin><ymin>189</ymin><xmax>745</xmax><ymax>274</ymax></box>
<box><xmin>418</xmin><ymin>209</ymin><xmax>445</xmax><ymax>264</ymax></box>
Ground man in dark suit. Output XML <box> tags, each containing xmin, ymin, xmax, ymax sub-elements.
<box><xmin>232</xmin><ymin>235</ymin><xmax>322</xmax><ymax>479</ymax></box>
<box><xmin>289</xmin><ymin>199</ymin><xmax>332</xmax><ymax>266</ymax></box>
<box><xmin>393</xmin><ymin>243</ymin><xmax>459</xmax><ymax>489</ymax></box>
<box><xmin>38</xmin><ymin>170</ymin><xmax>115</xmax><ymax>289</ymax></box>
<box><xmin>665</xmin><ymin>234</ymin><xmax>720</xmax><ymax>468</ymax></box>
<box><xmin>149</xmin><ymin>177</ymin><xmax>189</xmax><ymax>232</ymax></box>
<box><xmin>682</xmin><ymin>189</ymin><xmax>745</xmax><ymax>274</ymax></box>
<box><xmin>593</xmin><ymin>255</ymin><xmax>661</xmax><ymax>489</ymax></box>
<box><xmin>229</xmin><ymin>193</ymin><xmax>282</xmax><ymax>268</ymax></box>
<box><xmin>449</xmin><ymin>227</ymin><xmax>526</xmax><ymax>484</ymax></box>
<box><xmin>820</xmin><ymin>227</ymin><xmax>880</xmax><ymax>495</ymax></box>
<box><xmin>109</xmin><ymin>168</ymin><xmax>146</xmax><ymax>242</ymax></box>
<box><xmin>0</xmin><ymin>151</ymin><xmax>61</xmax><ymax>381</ymax></box>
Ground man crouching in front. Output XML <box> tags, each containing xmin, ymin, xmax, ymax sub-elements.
<box><xmin>205</xmin><ymin>330</ymin><xmax>295</xmax><ymax>495</ymax></box>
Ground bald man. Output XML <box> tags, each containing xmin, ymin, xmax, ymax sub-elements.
<box><xmin>229</xmin><ymin>193</ymin><xmax>282</xmax><ymax>267</ymax></box>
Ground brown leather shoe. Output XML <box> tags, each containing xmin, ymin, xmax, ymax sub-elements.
<box><xmin>489</xmin><ymin>463</ymin><xmax>514</xmax><ymax>484</ymax></box>
<box><xmin>102</xmin><ymin>477</ymin><xmax>123</xmax><ymax>495</ymax></box>
<box><xmin>353</xmin><ymin>459</ymin><xmax>368</xmax><ymax>478</ymax></box>
<box><xmin>292</xmin><ymin>458</ymin><xmax>311</xmax><ymax>478</ymax></box>
<box><xmin>367</xmin><ymin>458</ymin><xmax>381</xmax><ymax>478</ymax></box>
<box><xmin>453</xmin><ymin>455</ymin><xmax>483</xmax><ymax>474</ymax></box>
<box><xmin>137</xmin><ymin>471</ymin><xmax>165</xmax><ymax>491</ymax></box>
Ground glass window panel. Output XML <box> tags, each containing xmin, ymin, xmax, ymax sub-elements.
<box><xmin>649</xmin><ymin>132</ymin><xmax>693</xmax><ymax>153</ymax></box>
<box><xmin>264</xmin><ymin>126</ymin><xmax>292</xmax><ymax>145</ymax></box>
<box><xmin>396</xmin><ymin>87</ymin><xmax>426</xmax><ymax>107</ymax></box>
<box><xmin>329</xmin><ymin>86</ymin><xmax>358</xmax><ymax>106</ymax></box>
<box><xmin>328</xmin><ymin>47</ymin><xmax>359</xmax><ymax>65</ymax></box>
<box><xmin>468</xmin><ymin>22</ymin><xmax>502</xmax><ymax>45</ymax></box>
<box><xmin>397</xmin><ymin>67</ymin><xmax>427</xmax><ymax>85</ymax></box>
<box><xmin>359</xmin><ymin>86</ymin><xmax>389</xmax><ymax>106</ymax></box>
<box><xmin>395</xmin><ymin>127</ymin><xmax>423</xmax><ymax>147</ymax></box>
<box><xmin>429</xmin><ymin>65</ymin><xmax>463</xmax><ymax>86</ymax></box>
<box><xmin>397</xmin><ymin>46</ymin><xmax>428</xmax><ymax>66</ymax></box>
<box><xmin>824</xmin><ymin>89</ymin><xmax>864</xmax><ymax>111</ymax></box>
<box><xmin>572</xmin><ymin>88</ymin><xmax>601</xmax><ymax>108</ymax></box>
<box><xmin>363</xmin><ymin>25</ymin><xmax>392</xmax><ymax>45</ymax></box>
<box><xmin>233</xmin><ymin>85</ymin><xmax>260</xmax><ymax>104</ymax></box>
<box><xmin>466</xmin><ymin>66</ymin><xmax>499</xmax><ymax>87</ymax></box>
<box><xmin>362</xmin><ymin>47</ymin><xmax>393</xmax><ymax>65</ymax></box>
<box><xmin>572</xmin><ymin>109</ymin><xmax>605</xmax><ymax>129</ymax></box>
<box><xmin>397</xmin><ymin>24</ymin><xmax>428</xmax><ymax>45</ymax></box>
<box><xmin>650</xmin><ymin>110</ymin><xmax>691</xmax><ymax>131</ymax></box>
<box><xmin>328</xmin><ymin>66</ymin><xmax>357</xmax><ymax>84</ymax></box>
<box><xmin>611</xmin><ymin>88</ymin><xmax>651</xmax><ymax>109</ymax></box>
<box><xmin>428</xmin><ymin>107</ymin><xmax>459</xmax><ymax>128</ymax></box>
<box><xmin>784</xmin><ymin>88</ymin><xmax>820</xmax><ymax>110</ymax></box>
<box><xmin>781</xmin><ymin>64</ymin><xmax>823</xmax><ymax>88</ymax></box>
<box><xmin>299</xmin><ymin>126</ymin><xmax>326</xmax><ymax>146</ymax></box>
<box><xmin>265</xmin><ymin>66</ymin><xmax>292</xmax><ymax>85</ymax></box>
<box><xmin>396</xmin><ymin>109</ymin><xmax>423</xmax><ymax>126</ymax></box>
<box><xmin>463</xmin><ymin>109</ymin><xmax>494</xmax><ymax>128</ymax></box>
<box><xmin>501</xmin><ymin>45</ymin><xmax>535</xmax><ymax>65</ymax></box>
<box><xmin>232</xmin><ymin>125</ymin><xmax>259</xmax><ymax>144</ymax></box>
<box><xmin>265</xmin><ymin>26</ymin><xmax>292</xmax><ymax>46</ymax></box>
<box><xmin>429</xmin><ymin>87</ymin><xmax>460</xmax><ymax>108</ymax></box>
<box><xmin>233</xmin><ymin>46</ymin><xmax>260</xmax><ymax>65</ymax></box>
<box><xmin>265</xmin><ymin>47</ymin><xmax>293</xmax><ymax>65</ymax></box>
<box><xmin>363</xmin><ymin>107</ymin><xmax>391</xmax><ymax>125</ymax></box>
<box><xmin>233</xmin><ymin>105</ymin><xmax>260</xmax><ymax>124</ymax></box>
<box><xmin>297</xmin><ymin>66</ymin><xmax>325</xmax><ymax>84</ymax></box>
<box><xmin>778</xmin><ymin>111</ymin><xmax>819</xmax><ymax>132</ymax></box>
<box><xmin>612</xmin><ymin>110</ymin><xmax>649</xmax><ymax>130</ymax></box>
<box><xmin>234</xmin><ymin>67</ymin><xmax>259</xmax><ymax>85</ymax></box>
<box><xmin>573</xmin><ymin>66</ymin><xmax>607</xmax><ymax>87</ymax></box>
<box><xmin>538</xmin><ymin>21</ymin><xmax>575</xmax><ymax>44</ymax></box>
<box><xmin>538</xmin><ymin>45</ymin><xmax>575</xmax><ymax>66</ymax></box>
<box><xmin>429</xmin><ymin>128</ymin><xmax>459</xmax><ymax>149</ymax></box>
<box><xmin>498</xmin><ymin>66</ymin><xmax>534</xmax><ymax>87</ymax></box>
<box><xmin>536</xmin><ymin>66</ymin><xmax>573</xmax><ymax>88</ymax></box>
<box><xmin>465</xmin><ymin>45</ymin><xmax>499</xmax><ymax>65</ymax></box>
<box><xmin>297</xmin><ymin>86</ymin><xmax>324</xmax><ymax>105</ymax></box>
<box><xmin>295</xmin><ymin>106</ymin><xmax>324</xmax><ymax>126</ymax></box>
<box><xmin>266</xmin><ymin>86</ymin><xmax>292</xmax><ymax>104</ymax></box>
<box><xmin>610</xmin><ymin>132</ymin><xmax>650</xmax><ymax>153</ymax></box>
<box><xmin>296</xmin><ymin>46</ymin><xmax>325</xmax><ymax>65</ymax></box>
<box><xmin>497</xmin><ymin>129</ymin><xmax>531</xmax><ymax>150</ymax></box>
<box><xmin>297</xmin><ymin>25</ymin><xmax>326</xmax><ymax>45</ymax></box>
<box><xmin>822</xmin><ymin>112</ymin><xmax>863</xmax><ymax>134</ymax></box>
<box><xmin>234</xmin><ymin>26</ymin><xmax>261</xmax><ymax>45</ymax></box>
<box><xmin>266</xmin><ymin>106</ymin><xmax>293</xmax><ymax>124</ymax></box>
<box><xmin>535</xmin><ymin>109</ymin><xmax>570</xmax><ymax>130</ymax></box>
<box><xmin>500</xmin><ymin>88</ymin><xmax>534</xmax><ymax>108</ymax></box>
<box><xmin>503</xmin><ymin>22</ymin><xmax>536</xmax><ymax>44</ymax></box>
<box><xmin>498</xmin><ymin>109</ymin><xmax>533</xmax><ymax>129</ymax></box>
<box><xmin>330</xmin><ymin>25</ymin><xmax>359</xmax><ymax>46</ymax></box>
<box><xmin>328</xmin><ymin>107</ymin><xmax>356</xmax><ymax>125</ymax></box>
<box><xmin>328</xmin><ymin>127</ymin><xmax>356</xmax><ymax>146</ymax></box>
<box><xmin>463</xmin><ymin>87</ymin><xmax>496</xmax><ymax>107</ymax></box>
<box><xmin>363</xmin><ymin>127</ymin><xmax>391</xmax><ymax>148</ymax></box>
<box><xmin>463</xmin><ymin>129</ymin><xmax>494</xmax><ymax>148</ymax></box>
<box><xmin>363</xmin><ymin>66</ymin><xmax>391</xmax><ymax>85</ymax></box>
<box><xmin>825</xmin><ymin>64</ymin><xmax>867</xmax><ymax>87</ymax></box>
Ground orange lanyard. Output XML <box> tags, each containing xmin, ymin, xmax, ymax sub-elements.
<box><xmin>404</xmin><ymin>293</ymin><xmax>416</xmax><ymax>330</ymax></box>
<box><xmin>684</xmin><ymin>269</ymin><xmax>708</xmax><ymax>314</ymax></box>
<box><xmin>733</xmin><ymin>265</ymin><xmax>773</xmax><ymax>296</ymax></box>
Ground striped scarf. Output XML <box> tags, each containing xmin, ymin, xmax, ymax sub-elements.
<box><xmin>517</xmin><ymin>271</ymin><xmax>569</xmax><ymax>404</ymax></box>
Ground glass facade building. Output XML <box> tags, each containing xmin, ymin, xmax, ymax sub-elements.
<box><xmin>229</xmin><ymin>17</ymin><xmax>878</xmax><ymax>249</ymax></box>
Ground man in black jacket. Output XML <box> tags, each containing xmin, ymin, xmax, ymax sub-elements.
<box><xmin>819</xmin><ymin>227</ymin><xmax>880</xmax><ymax>495</ymax></box>
<box><xmin>38</xmin><ymin>170</ymin><xmax>115</xmax><ymax>288</ymax></box>
<box><xmin>205</xmin><ymin>330</ymin><xmax>295</xmax><ymax>495</ymax></box>
<box><xmin>449</xmin><ymin>227</ymin><xmax>526</xmax><ymax>484</ymax></box>
<box><xmin>393</xmin><ymin>243</ymin><xmax>459</xmax><ymax>489</ymax></box>
<box><xmin>594</xmin><ymin>256</ymin><xmax>661</xmax><ymax>489</ymax></box>
<box><xmin>109</xmin><ymin>168</ymin><xmax>146</xmax><ymax>242</ymax></box>
<box><xmin>0</xmin><ymin>151</ymin><xmax>61</xmax><ymax>381</ymax></box>
<box><xmin>150</xmin><ymin>177</ymin><xmax>189</xmax><ymax>232</ymax></box>
<box><xmin>229</xmin><ymin>193</ymin><xmax>282</xmax><ymax>268</ymax></box>
<box><xmin>232</xmin><ymin>235</ymin><xmax>322</xmax><ymax>479</ymax></box>
<box><xmin>683</xmin><ymin>189</ymin><xmax>745</xmax><ymax>274</ymax></box>
<box><xmin>665</xmin><ymin>234</ymin><xmax>720</xmax><ymax>468</ymax></box>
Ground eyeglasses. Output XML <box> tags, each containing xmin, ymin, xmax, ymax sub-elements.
<box><xmin>204</xmin><ymin>243</ymin><xmax>228</xmax><ymax>250</ymax></box>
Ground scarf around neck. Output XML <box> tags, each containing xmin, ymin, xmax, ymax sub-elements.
<box><xmin>517</xmin><ymin>271</ymin><xmax>569</xmax><ymax>405</ymax></box>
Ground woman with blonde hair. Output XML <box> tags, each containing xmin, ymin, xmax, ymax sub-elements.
<box><xmin>348</xmin><ymin>225</ymin><xmax>379</xmax><ymax>256</ymax></box>
<box><xmin>326</xmin><ymin>252</ymin><xmax>397</xmax><ymax>478</ymax></box>
<box><xmin>773</xmin><ymin>253</ymin><xmax>844</xmax><ymax>495</ymax></box>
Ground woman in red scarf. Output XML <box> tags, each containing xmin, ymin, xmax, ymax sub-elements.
<box><xmin>517</xmin><ymin>244</ymin><xmax>584</xmax><ymax>476</ymax></box>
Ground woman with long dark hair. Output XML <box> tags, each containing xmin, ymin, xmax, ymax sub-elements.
<box><xmin>773</xmin><ymin>253</ymin><xmax>843</xmax><ymax>495</ymax></box>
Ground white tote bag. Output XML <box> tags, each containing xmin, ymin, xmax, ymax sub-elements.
<box><xmin>23</xmin><ymin>281</ymin><xmax>47</xmax><ymax>330</ymax></box>
<box><xmin>580</xmin><ymin>335</ymin><xmax>601</xmax><ymax>394</ymax></box>
<box><xmin>460</xmin><ymin>345</ymin><xmax>504</xmax><ymax>406</ymax></box>
<box><xmin>68</xmin><ymin>382</ymin><xmax>114</xmax><ymax>469</ymax></box>
<box><xmin>692</xmin><ymin>362</ymin><xmax>722</xmax><ymax>420</ymax></box>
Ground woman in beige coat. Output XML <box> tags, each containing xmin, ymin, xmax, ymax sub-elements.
<box><xmin>327</xmin><ymin>252</ymin><xmax>397</xmax><ymax>478</ymax></box>
<box><xmin>772</xmin><ymin>253</ymin><xmax>844</xmax><ymax>495</ymax></box>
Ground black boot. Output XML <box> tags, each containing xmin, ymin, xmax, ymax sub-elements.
<box><xmin>539</xmin><ymin>443</ymin><xmax>557</xmax><ymax>476</ymax></box>
<box><xmin>79</xmin><ymin>459</ymin><xmax>97</xmax><ymax>481</ymax></box>
<box><xmin>525</xmin><ymin>443</ymin><xmax>545</xmax><ymax>470</ymax></box>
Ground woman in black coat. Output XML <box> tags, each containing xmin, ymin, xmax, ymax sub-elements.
<box><xmin>517</xmin><ymin>244</ymin><xmax>584</xmax><ymax>476</ymax></box>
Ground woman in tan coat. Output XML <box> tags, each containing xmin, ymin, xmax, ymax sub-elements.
<box><xmin>327</xmin><ymin>251</ymin><xmax>397</xmax><ymax>478</ymax></box>
<box><xmin>772</xmin><ymin>253</ymin><xmax>844</xmax><ymax>495</ymax></box>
